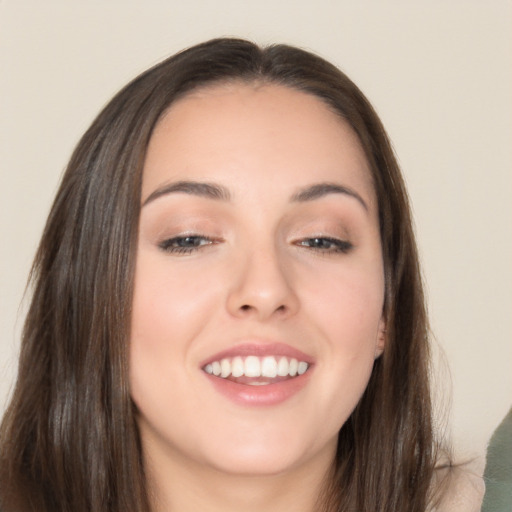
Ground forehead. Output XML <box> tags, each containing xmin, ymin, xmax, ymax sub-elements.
<box><xmin>143</xmin><ymin>82</ymin><xmax>376</xmax><ymax>208</ymax></box>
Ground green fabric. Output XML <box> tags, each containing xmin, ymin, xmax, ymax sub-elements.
<box><xmin>481</xmin><ymin>407</ymin><xmax>512</xmax><ymax>512</ymax></box>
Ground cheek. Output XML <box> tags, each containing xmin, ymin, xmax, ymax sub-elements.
<box><xmin>129</xmin><ymin>253</ymin><xmax>222</xmax><ymax>409</ymax></box>
<box><xmin>302</xmin><ymin>264</ymin><xmax>384</xmax><ymax>421</ymax></box>
<box><xmin>306</xmin><ymin>258</ymin><xmax>384</xmax><ymax>343</ymax></box>
<box><xmin>130</xmin><ymin>253</ymin><xmax>221</xmax><ymax>352</ymax></box>
<box><xmin>327</xmin><ymin>281</ymin><xmax>383</xmax><ymax>367</ymax></box>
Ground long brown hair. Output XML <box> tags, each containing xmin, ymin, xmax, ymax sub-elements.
<box><xmin>0</xmin><ymin>38</ymin><xmax>439</xmax><ymax>511</ymax></box>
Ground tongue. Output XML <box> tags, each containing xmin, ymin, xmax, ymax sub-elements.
<box><xmin>227</xmin><ymin>375</ymin><xmax>292</xmax><ymax>385</ymax></box>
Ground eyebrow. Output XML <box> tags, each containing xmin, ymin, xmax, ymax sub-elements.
<box><xmin>291</xmin><ymin>182</ymin><xmax>368</xmax><ymax>211</ymax></box>
<box><xmin>142</xmin><ymin>180</ymin><xmax>231</xmax><ymax>206</ymax></box>
<box><xmin>142</xmin><ymin>179</ymin><xmax>368</xmax><ymax>211</ymax></box>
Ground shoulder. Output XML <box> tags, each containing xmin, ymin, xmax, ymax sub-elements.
<box><xmin>430</xmin><ymin>463</ymin><xmax>485</xmax><ymax>512</ymax></box>
<box><xmin>438</xmin><ymin>467</ymin><xmax>484</xmax><ymax>512</ymax></box>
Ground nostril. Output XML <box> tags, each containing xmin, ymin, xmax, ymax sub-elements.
<box><xmin>239</xmin><ymin>303</ymin><xmax>287</xmax><ymax>314</ymax></box>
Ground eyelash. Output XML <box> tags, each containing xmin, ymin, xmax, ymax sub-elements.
<box><xmin>158</xmin><ymin>235</ymin><xmax>353</xmax><ymax>255</ymax></box>
<box><xmin>295</xmin><ymin>237</ymin><xmax>353</xmax><ymax>254</ymax></box>
<box><xmin>158</xmin><ymin>235</ymin><xmax>216</xmax><ymax>254</ymax></box>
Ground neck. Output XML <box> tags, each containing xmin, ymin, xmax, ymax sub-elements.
<box><xmin>145</xmin><ymin>442</ymin><xmax>335</xmax><ymax>512</ymax></box>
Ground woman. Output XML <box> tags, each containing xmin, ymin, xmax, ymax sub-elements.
<box><xmin>0</xmin><ymin>38</ymin><xmax>455</xmax><ymax>511</ymax></box>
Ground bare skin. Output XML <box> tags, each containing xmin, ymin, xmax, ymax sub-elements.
<box><xmin>131</xmin><ymin>83</ymin><xmax>385</xmax><ymax>511</ymax></box>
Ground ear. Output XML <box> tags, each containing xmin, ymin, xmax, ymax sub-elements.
<box><xmin>374</xmin><ymin>317</ymin><xmax>386</xmax><ymax>359</ymax></box>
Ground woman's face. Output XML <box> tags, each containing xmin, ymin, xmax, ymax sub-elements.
<box><xmin>130</xmin><ymin>83</ymin><xmax>385</xmax><ymax>478</ymax></box>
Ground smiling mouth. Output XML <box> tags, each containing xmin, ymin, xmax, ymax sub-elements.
<box><xmin>203</xmin><ymin>356</ymin><xmax>309</xmax><ymax>386</ymax></box>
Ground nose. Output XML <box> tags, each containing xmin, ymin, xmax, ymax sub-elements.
<box><xmin>226</xmin><ymin>245</ymin><xmax>300</xmax><ymax>321</ymax></box>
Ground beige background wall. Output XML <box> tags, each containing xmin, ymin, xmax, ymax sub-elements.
<box><xmin>1</xmin><ymin>0</ymin><xmax>511</xmax><ymax>470</ymax></box>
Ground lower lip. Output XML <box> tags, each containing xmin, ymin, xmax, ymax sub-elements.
<box><xmin>204</xmin><ymin>371</ymin><xmax>312</xmax><ymax>406</ymax></box>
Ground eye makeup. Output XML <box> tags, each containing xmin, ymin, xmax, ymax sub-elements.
<box><xmin>294</xmin><ymin>236</ymin><xmax>353</xmax><ymax>254</ymax></box>
<box><xmin>158</xmin><ymin>234</ymin><xmax>219</xmax><ymax>255</ymax></box>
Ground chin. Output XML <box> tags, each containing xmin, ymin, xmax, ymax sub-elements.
<box><xmin>196</xmin><ymin>425</ymin><xmax>337</xmax><ymax>478</ymax></box>
<box><xmin>206</xmin><ymin>447</ymin><xmax>311</xmax><ymax>477</ymax></box>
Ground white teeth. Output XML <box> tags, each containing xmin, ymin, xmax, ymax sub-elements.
<box><xmin>261</xmin><ymin>356</ymin><xmax>277</xmax><ymax>378</ymax></box>
<box><xmin>220</xmin><ymin>358</ymin><xmax>231</xmax><ymax>378</ymax></box>
<box><xmin>211</xmin><ymin>361</ymin><xmax>221</xmax><ymax>376</ymax></box>
<box><xmin>231</xmin><ymin>356</ymin><xmax>244</xmax><ymax>377</ymax></box>
<box><xmin>203</xmin><ymin>356</ymin><xmax>309</xmax><ymax>379</ymax></box>
<box><xmin>277</xmin><ymin>356</ymin><xmax>289</xmax><ymax>377</ymax></box>
<box><xmin>244</xmin><ymin>356</ymin><xmax>260</xmax><ymax>377</ymax></box>
<box><xmin>289</xmin><ymin>358</ymin><xmax>298</xmax><ymax>376</ymax></box>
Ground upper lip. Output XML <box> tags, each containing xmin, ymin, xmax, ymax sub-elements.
<box><xmin>200</xmin><ymin>341</ymin><xmax>315</xmax><ymax>368</ymax></box>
